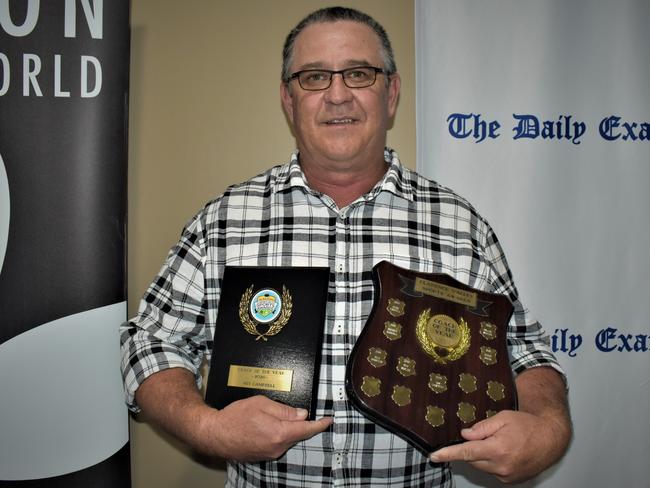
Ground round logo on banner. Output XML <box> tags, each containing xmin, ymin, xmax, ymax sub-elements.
<box><xmin>250</xmin><ymin>288</ymin><xmax>282</xmax><ymax>323</ymax></box>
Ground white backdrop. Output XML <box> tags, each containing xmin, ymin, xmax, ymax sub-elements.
<box><xmin>415</xmin><ymin>1</ymin><xmax>649</xmax><ymax>487</ymax></box>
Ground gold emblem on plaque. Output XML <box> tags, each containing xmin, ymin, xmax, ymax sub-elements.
<box><xmin>396</xmin><ymin>356</ymin><xmax>417</xmax><ymax>377</ymax></box>
<box><xmin>383</xmin><ymin>321</ymin><xmax>402</xmax><ymax>341</ymax></box>
<box><xmin>480</xmin><ymin>321</ymin><xmax>497</xmax><ymax>340</ymax></box>
<box><xmin>487</xmin><ymin>381</ymin><xmax>506</xmax><ymax>401</ymax></box>
<box><xmin>367</xmin><ymin>347</ymin><xmax>388</xmax><ymax>368</ymax></box>
<box><xmin>386</xmin><ymin>298</ymin><xmax>406</xmax><ymax>317</ymax></box>
<box><xmin>458</xmin><ymin>373</ymin><xmax>478</xmax><ymax>394</ymax></box>
<box><xmin>479</xmin><ymin>346</ymin><xmax>497</xmax><ymax>365</ymax></box>
<box><xmin>486</xmin><ymin>410</ymin><xmax>498</xmax><ymax>418</ymax></box>
<box><xmin>361</xmin><ymin>376</ymin><xmax>381</xmax><ymax>397</ymax></box>
<box><xmin>416</xmin><ymin>310</ymin><xmax>470</xmax><ymax>364</ymax></box>
<box><xmin>428</xmin><ymin>373</ymin><xmax>448</xmax><ymax>394</ymax></box>
<box><xmin>457</xmin><ymin>402</ymin><xmax>476</xmax><ymax>423</ymax></box>
<box><xmin>426</xmin><ymin>405</ymin><xmax>445</xmax><ymax>428</ymax></box>
<box><xmin>391</xmin><ymin>385</ymin><xmax>412</xmax><ymax>407</ymax></box>
<box><xmin>239</xmin><ymin>285</ymin><xmax>292</xmax><ymax>341</ymax></box>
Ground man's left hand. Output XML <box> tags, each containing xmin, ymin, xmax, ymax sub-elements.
<box><xmin>430</xmin><ymin>367</ymin><xmax>572</xmax><ymax>484</ymax></box>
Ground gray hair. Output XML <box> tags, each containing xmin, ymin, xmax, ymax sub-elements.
<box><xmin>281</xmin><ymin>6</ymin><xmax>397</xmax><ymax>82</ymax></box>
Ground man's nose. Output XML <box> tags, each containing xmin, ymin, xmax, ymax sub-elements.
<box><xmin>324</xmin><ymin>73</ymin><xmax>353</xmax><ymax>103</ymax></box>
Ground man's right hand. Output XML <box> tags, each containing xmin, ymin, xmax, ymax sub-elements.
<box><xmin>197</xmin><ymin>395</ymin><xmax>333</xmax><ymax>461</ymax></box>
<box><xmin>135</xmin><ymin>367</ymin><xmax>332</xmax><ymax>462</ymax></box>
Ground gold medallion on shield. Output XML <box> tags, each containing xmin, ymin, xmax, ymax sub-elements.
<box><xmin>416</xmin><ymin>310</ymin><xmax>470</xmax><ymax>364</ymax></box>
<box><xmin>361</xmin><ymin>376</ymin><xmax>381</xmax><ymax>398</ymax></box>
<box><xmin>426</xmin><ymin>405</ymin><xmax>446</xmax><ymax>428</ymax></box>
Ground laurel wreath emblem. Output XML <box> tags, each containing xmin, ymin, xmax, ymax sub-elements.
<box><xmin>239</xmin><ymin>285</ymin><xmax>292</xmax><ymax>341</ymax></box>
<box><xmin>416</xmin><ymin>309</ymin><xmax>470</xmax><ymax>364</ymax></box>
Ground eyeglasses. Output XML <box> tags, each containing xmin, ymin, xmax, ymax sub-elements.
<box><xmin>288</xmin><ymin>66</ymin><xmax>388</xmax><ymax>91</ymax></box>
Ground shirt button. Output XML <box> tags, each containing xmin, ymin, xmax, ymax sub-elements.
<box><xmin>336</xmin><ymin>263</ymin><xmax>345</xmax><ymax>273</ymax></box>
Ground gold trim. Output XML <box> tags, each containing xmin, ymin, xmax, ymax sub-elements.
<box><xmin>416</xmin><ymin>310</ymin><xmax>471</xmax><ymax>364</ymax></box>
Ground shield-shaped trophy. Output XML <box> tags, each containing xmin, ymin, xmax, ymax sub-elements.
<box><xmin>345</xmin><ymin>261</ymin><xmax>518</xmax><ymax>453</ymax></box>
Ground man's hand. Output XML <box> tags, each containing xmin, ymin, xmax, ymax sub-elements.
<box><xmin>135</xmin><ymin>367</ymin><xmax>332</xmax><ymax>462</ymax></box>
<box><xmin>197</xmin><ymin>395</ymin><xmax>333</xmax><ymax>461</ymax></box>
<box><xmin>430</xmin><ymin>367</ymin><xmax>572</xmax><ymax>484</ymax></box>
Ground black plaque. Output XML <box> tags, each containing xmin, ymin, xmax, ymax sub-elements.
<box><xmin>346</xmin><ymin>261</ymin><xmax>517</xmax><ymax>453</ymax></box>
<box><xmin>205</xmin><ymin>266</ymin><xmax>329</xmax><ymax>419</ymax></box>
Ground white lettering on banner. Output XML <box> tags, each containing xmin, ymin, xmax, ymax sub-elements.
<box><xmin>0</xmin><ymin>52</ymin><xmax>8</xmax><ymax>95</ymax></box>
<box><xmin>54</xmin><ymin>54</ymin><xmax>70</xmax><ymax>97</ymax></box>
<box><xmin>1</xmin><ymin>1</ymin><xmax>105</xmax><ymax>99</ymax></box>
<box><xmin>0</xmin><ymin>53</ymin><xmax>102</xmax><ymax>97</ymax></box>
<box><xmin>22</xmin><ymin>53</ymin><xmax>42</xmax><ymax>96</ymax></box>
<box><xmin>0</xmin><ymin>0</ymin><xmax>39</xmax><ymax>37</ymax></box>
<box><xmin>64</xmin><ymin>0</ymin><xmax>103</xmax><ymax>39</ymax></box>
<box><xmin>80</xmin><ymin>55</ymin><xmax>101</xmax><ymax>97</ymax></box>
<box><xmin>0</xmin><ymin>0</ymin><xmax>102</xmax><ymax>39</ymax></box>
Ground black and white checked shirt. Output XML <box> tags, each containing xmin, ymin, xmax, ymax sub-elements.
<box><xmin>121</xmin><ymin>148</ymin><xmax>562</xmax><ymax>487</ymax></box>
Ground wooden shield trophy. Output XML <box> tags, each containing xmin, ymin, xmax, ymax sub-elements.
<box><xmin>346</xmin><ymin>261</ymin><xmax>517</xmax><ymax>453</ymax></box>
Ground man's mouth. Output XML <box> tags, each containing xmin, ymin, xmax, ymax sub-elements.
<box><xmin>324</xmin><ymin>117</ymin><xmax>357</xmax><ymax>125</ymax></box>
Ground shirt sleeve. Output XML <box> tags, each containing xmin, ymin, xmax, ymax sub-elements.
<box><xmin>481</xmin><ymin>220</ymin><xmax>566</xmax><ymax>381</ymax></box>
<box><xmin>120</xmin><ymin>211</ymin><xmax>209</xmax><ymax>412</ymax></box>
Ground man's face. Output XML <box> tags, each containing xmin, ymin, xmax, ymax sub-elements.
<box><xmin>281</xmin><ymin>21</ymin><xmax>400</xmax><ymax>168</ymax></box>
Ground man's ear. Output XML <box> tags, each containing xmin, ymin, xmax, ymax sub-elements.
<box><xmin>280</xmin><ymin>82</ymin><xmax>294</xmax><ymax>124</ymax></box>
<box><xmin>387</xmin><ymin>73</ymin><xmax>401</xmax><ymax>119</ymax></box>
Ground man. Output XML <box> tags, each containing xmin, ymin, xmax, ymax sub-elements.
<box><xmin>121</xmin><ymin>7</ymin><xmax>571</xmax><ymax>487</ymax></box>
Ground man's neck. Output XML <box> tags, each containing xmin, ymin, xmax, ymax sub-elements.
<box><xmin>300</xmin><ymin>154</ymin><xmax>388</xmax><ymax>208</ymax></box>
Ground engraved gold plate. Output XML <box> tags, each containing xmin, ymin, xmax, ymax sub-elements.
<box><xmin>426</xmin><ymin>405</ymin><xmax>446</xmax><ymax>428</ymax></box>
<box><xmin>361</xmin><ymin>376</ymin><xmax>382</xmax><ymax>397</ymax></box>
<box><xmin>391</xmin><ymin>385</ymin><xmax>412</xmax><ymax>406</ymax></box>
<box><xmin>479</xmin><ymin>346</ymin><xmax>498</xmax><ymax>366</ymax></box>
<box><xmin>479</xmin><ymin>321</ymin><xmax>497</xmax><ymax>340</ymax></box>
<box><xmin>428</xmin><ymin>373</ymin><xmax>448</xmax><ymax>394</ymax></box>
<box><xmin>383</xmin><ymin>321</ymin><xmax>402</xmax><ymax>341</ymax></box>
<box><xmin>457</xmin><ymin>402</ymin><xmax>476</xmax><ymax>423</ymax></box>
<box><xmin>227</xmin><ymin>365</ymin><xmax>293</xmax><ymax>392</ymax></box>
<box><xmin>487</xmin><ymin>381</ymin><xmax>506</xmax><ymax>401</ymax></box>
<box><xmin>367</xmin><ymin>347</ymin><xmax>388</xmax><ymax>368</ymax></box>
<box><xmin>386</xmin><ymin>298</ymin><xmax>406</xmax><ymax>317</ymax></box>
<box><xmin>239</xmin><ymin>285</ymin><xmax>292</xmax><ymax>341</ymax></box>
<box><xmin>458</xmin><ymin>373</ymin><xmax>478</xmax><ymax>394</ymax></box>
<box><xmin>416</xmin><ymin>310</ymin><xmax>471</xmax><ymax>364</ymax></box>
<box><xmin>414</xmin><ymin>277</ymin><xmax>478</xmax><ymax>308</ymax></box>
<box><xmin>396</xmin><ymin>356</ymin><xmax>417</xmax><ymax>377</ymax></box>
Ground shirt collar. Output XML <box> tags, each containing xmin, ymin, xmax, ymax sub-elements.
<box><xmin>273</xmin><ymin>148</ymin><xmax>414</xmax><ymax>202</ymax></box>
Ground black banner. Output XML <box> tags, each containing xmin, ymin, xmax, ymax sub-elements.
<box><xmin>0</xmin><ymin>0</ymin><xmax>130</xmax><ymax>485</ymax></box>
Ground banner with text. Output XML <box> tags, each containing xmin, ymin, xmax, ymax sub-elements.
<box><xmin>0</xmin><ymin>0</ymin><xmax>130</xmax><ymax>486</ymax></box>
<box><xmin>416</xmin><ymin>1</ymin><xmax>648</xmax><ymax>487</ymax></box>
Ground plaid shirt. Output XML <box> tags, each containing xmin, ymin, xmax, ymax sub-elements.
<box><xmin>121</xmin><ymin>148</ymin><xmax>562</xmax><ymax>487</ymax></box>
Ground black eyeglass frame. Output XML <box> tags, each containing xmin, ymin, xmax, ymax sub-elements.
<box><xmin>287</xmin><ymin>66</ymin><xmax>389</xmax><ymax>91</ymax></box>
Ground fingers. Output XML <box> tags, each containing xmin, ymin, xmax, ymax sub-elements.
<box><xmin>430</xmin><ymin>415</ymin><xmax>506</xmax><ymax>464</ymax></box>
<box><xmin>460</xmin><ymin>415</ymin><xmax>505</xmax><ymax>441</ymax></box>
<box><xmin>283</xmin><ymin>416</ymin><xmax>334</xmax><ymax>443</ymax></box>
<box><xmin>253</xmin><ymin>395</ymin><xmax>324</xmax><ymax>422</ymax></box>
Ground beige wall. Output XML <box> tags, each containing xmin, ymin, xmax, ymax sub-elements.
<box><xmin>128</xmin><ymin>1</ymin><xmax>415</xmax><ymax>486</ymax></box>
